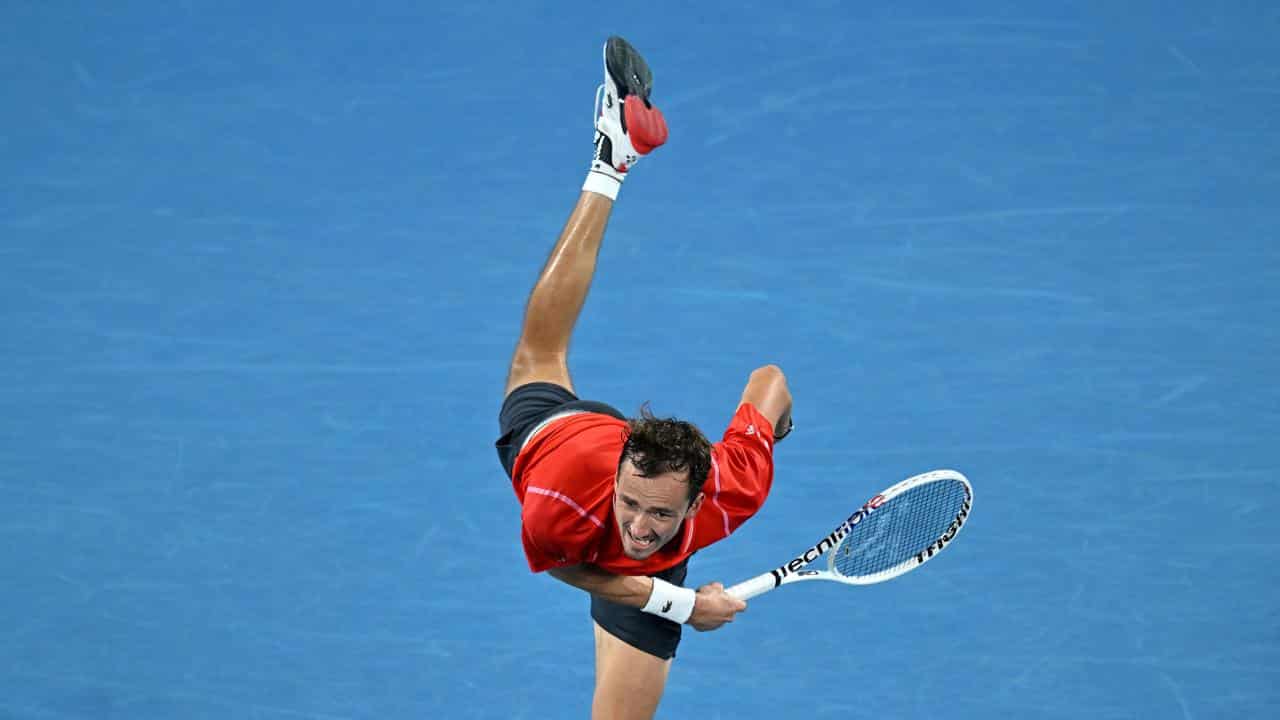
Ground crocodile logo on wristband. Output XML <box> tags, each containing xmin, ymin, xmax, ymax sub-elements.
<box><xmin>643</xmin><ymin>578</ymin><xmax>696</xmax><ymax>624</ymax></box>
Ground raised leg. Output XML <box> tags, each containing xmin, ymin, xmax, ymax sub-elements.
<box><xmin>504</xmin><ymin>192</ymin><xmax>614</xmax><ymax>396</ymax></box>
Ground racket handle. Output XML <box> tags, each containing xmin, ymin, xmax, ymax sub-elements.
<box><xmin>725</xmin><ymin>573</ymin><xmax>776</xmax><ymax>601</ymax></box>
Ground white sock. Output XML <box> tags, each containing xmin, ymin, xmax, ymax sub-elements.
<box><xmin>582</xmin><ymin>164</ymin><xmax>624</xmax><ymax>201</ymax></box>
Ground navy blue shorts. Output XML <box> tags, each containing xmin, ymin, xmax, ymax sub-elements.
<box><xmin>495</xmin><ymin>382</ymin><xmax>626</xmax><ymax>479</ymax></box>
<box><xmin>496</xmin><ymin>382</ymin><xmax>689</xmax><ymax>659</ymax></box>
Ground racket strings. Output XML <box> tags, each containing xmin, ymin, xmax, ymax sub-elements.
<box><xmin>833</xmin><ymin>479</ymin><xmax>969</xmax><ymax>579</ymax></box>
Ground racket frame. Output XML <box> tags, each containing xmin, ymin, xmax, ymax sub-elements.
<box><xmin>726</xmin><ymin>469</ymin><xmax>972</xmax><ymax>600</ymax></box>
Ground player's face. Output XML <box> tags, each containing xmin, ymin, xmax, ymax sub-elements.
<box><xmin>613</xmin><ymin>459</ymin><xmax>705</xmax><ymax>560</ymax></box>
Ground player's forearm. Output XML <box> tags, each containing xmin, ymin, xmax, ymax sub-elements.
<box><xmin>550</xmin><ymin>565</ymin><xmax>745</xmax><ymax>629</ymax></box>
<box><xmin>547</xmin><ymin>564</ymin><xmax>653</xmax><ymax>608</ymax></box>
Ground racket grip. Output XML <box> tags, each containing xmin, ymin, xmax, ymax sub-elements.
<box><xmin>726</xmin><ymin>573</ymin><xmax>776</xmax><ymax>601</ymax></box>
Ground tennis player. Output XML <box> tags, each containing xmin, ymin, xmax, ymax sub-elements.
<box><xmin>494</xmin><ymin>36</ymin><xmax>793</xmax><ymax>719</ymax></box>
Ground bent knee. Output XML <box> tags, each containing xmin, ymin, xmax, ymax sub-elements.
<box><xmin>510</xmin><ymin>348</ymin><xmax>566</xmax><ymax>374</ymax></box>
<box><xmin>506</xmin><ymin>347</ymin><xmax>573</xmax><ymax>396</ymax></box>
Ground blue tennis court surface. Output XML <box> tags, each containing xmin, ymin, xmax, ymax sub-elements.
<box><xmin>4</xmin><ymin>2</ymin><xmax>1277</xmax><ymax>718</ymax></box>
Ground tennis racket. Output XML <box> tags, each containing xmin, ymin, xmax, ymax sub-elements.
<box><xmin>726</xmin><ymin>469</ymin><xmax>973</xmax><ymax>600</ymax></box>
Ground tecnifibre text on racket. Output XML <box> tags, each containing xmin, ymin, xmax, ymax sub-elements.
<box><xmin>726</xmin><ymin>469</ymin><xmax>973</xmax><ymax>600</ymax></box>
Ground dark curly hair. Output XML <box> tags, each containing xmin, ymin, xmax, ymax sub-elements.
<box><xmin>618</xmin><ymin>404</ymin><xmax>712</xmax><ymax>504</ymax></box>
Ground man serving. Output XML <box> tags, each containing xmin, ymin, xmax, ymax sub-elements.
<box><xmin>494</xmin><ymin>35</ymin><xmax>794</xmax><ymax>720</ymax></box>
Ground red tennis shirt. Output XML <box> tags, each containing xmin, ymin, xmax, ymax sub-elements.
<box><xmin>510</xmin><ymin>403</ymin><xmax>775</xmax><ymax>574</ymax></box>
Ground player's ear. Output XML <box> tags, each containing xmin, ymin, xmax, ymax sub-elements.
<box><xmin>686</xmin><ymin>491</ymin><xmax>705</xmax><ymax>515</ymax></box>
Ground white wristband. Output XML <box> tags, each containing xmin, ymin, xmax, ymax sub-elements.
<box><xmin>641</xmin><ymin>577</ymin><xmax>696</xmax><ymax>624</ymax></box>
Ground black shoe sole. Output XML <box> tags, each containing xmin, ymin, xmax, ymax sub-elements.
<box><xmin>605</xmin><ymin>36</ymin><xmax>654</xmax><ymax>107</ymax></box>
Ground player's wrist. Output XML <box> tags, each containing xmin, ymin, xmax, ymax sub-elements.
<box><xmin>641</xmin><ymin>577</ymin><xmax>696</xmax><ymax>624</ymax></box>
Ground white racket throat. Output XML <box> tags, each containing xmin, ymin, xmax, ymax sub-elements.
<box><xmin>727</xmin><ymin>470</ymin><xmax>973</xmax><ymax>600</ymax></box>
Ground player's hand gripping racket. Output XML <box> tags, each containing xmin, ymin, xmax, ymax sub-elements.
<box><xmin>726</xmin><ymin>469</ymin><xmax>973</xmax><ymax>600</ymax></box>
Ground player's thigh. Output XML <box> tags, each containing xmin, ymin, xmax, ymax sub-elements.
<box><xmin>591</xmin><ymin>622</ymin><xmax>672</xmax><ymax>720</ymax></box>
<box><xmin>505</xmin><ymin>347</ymin><xmax>574</xmax><ymax>397</ymax></box>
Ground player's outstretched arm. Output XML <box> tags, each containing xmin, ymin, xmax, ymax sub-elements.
<box><xmin>548</xmin><ymin>565</ymin><xmax>746</xmax><ymax>631</ymax></box>
<box><xmin>739</xmin><ymin>364</ymin><xmax>793</xmax><ymax>440</ymax></box>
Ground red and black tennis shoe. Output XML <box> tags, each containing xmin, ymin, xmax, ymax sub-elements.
<box><xmin>590</xmin><ymin>36</ymin><xmax>668</xmax><ymax>177</ymax></box>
